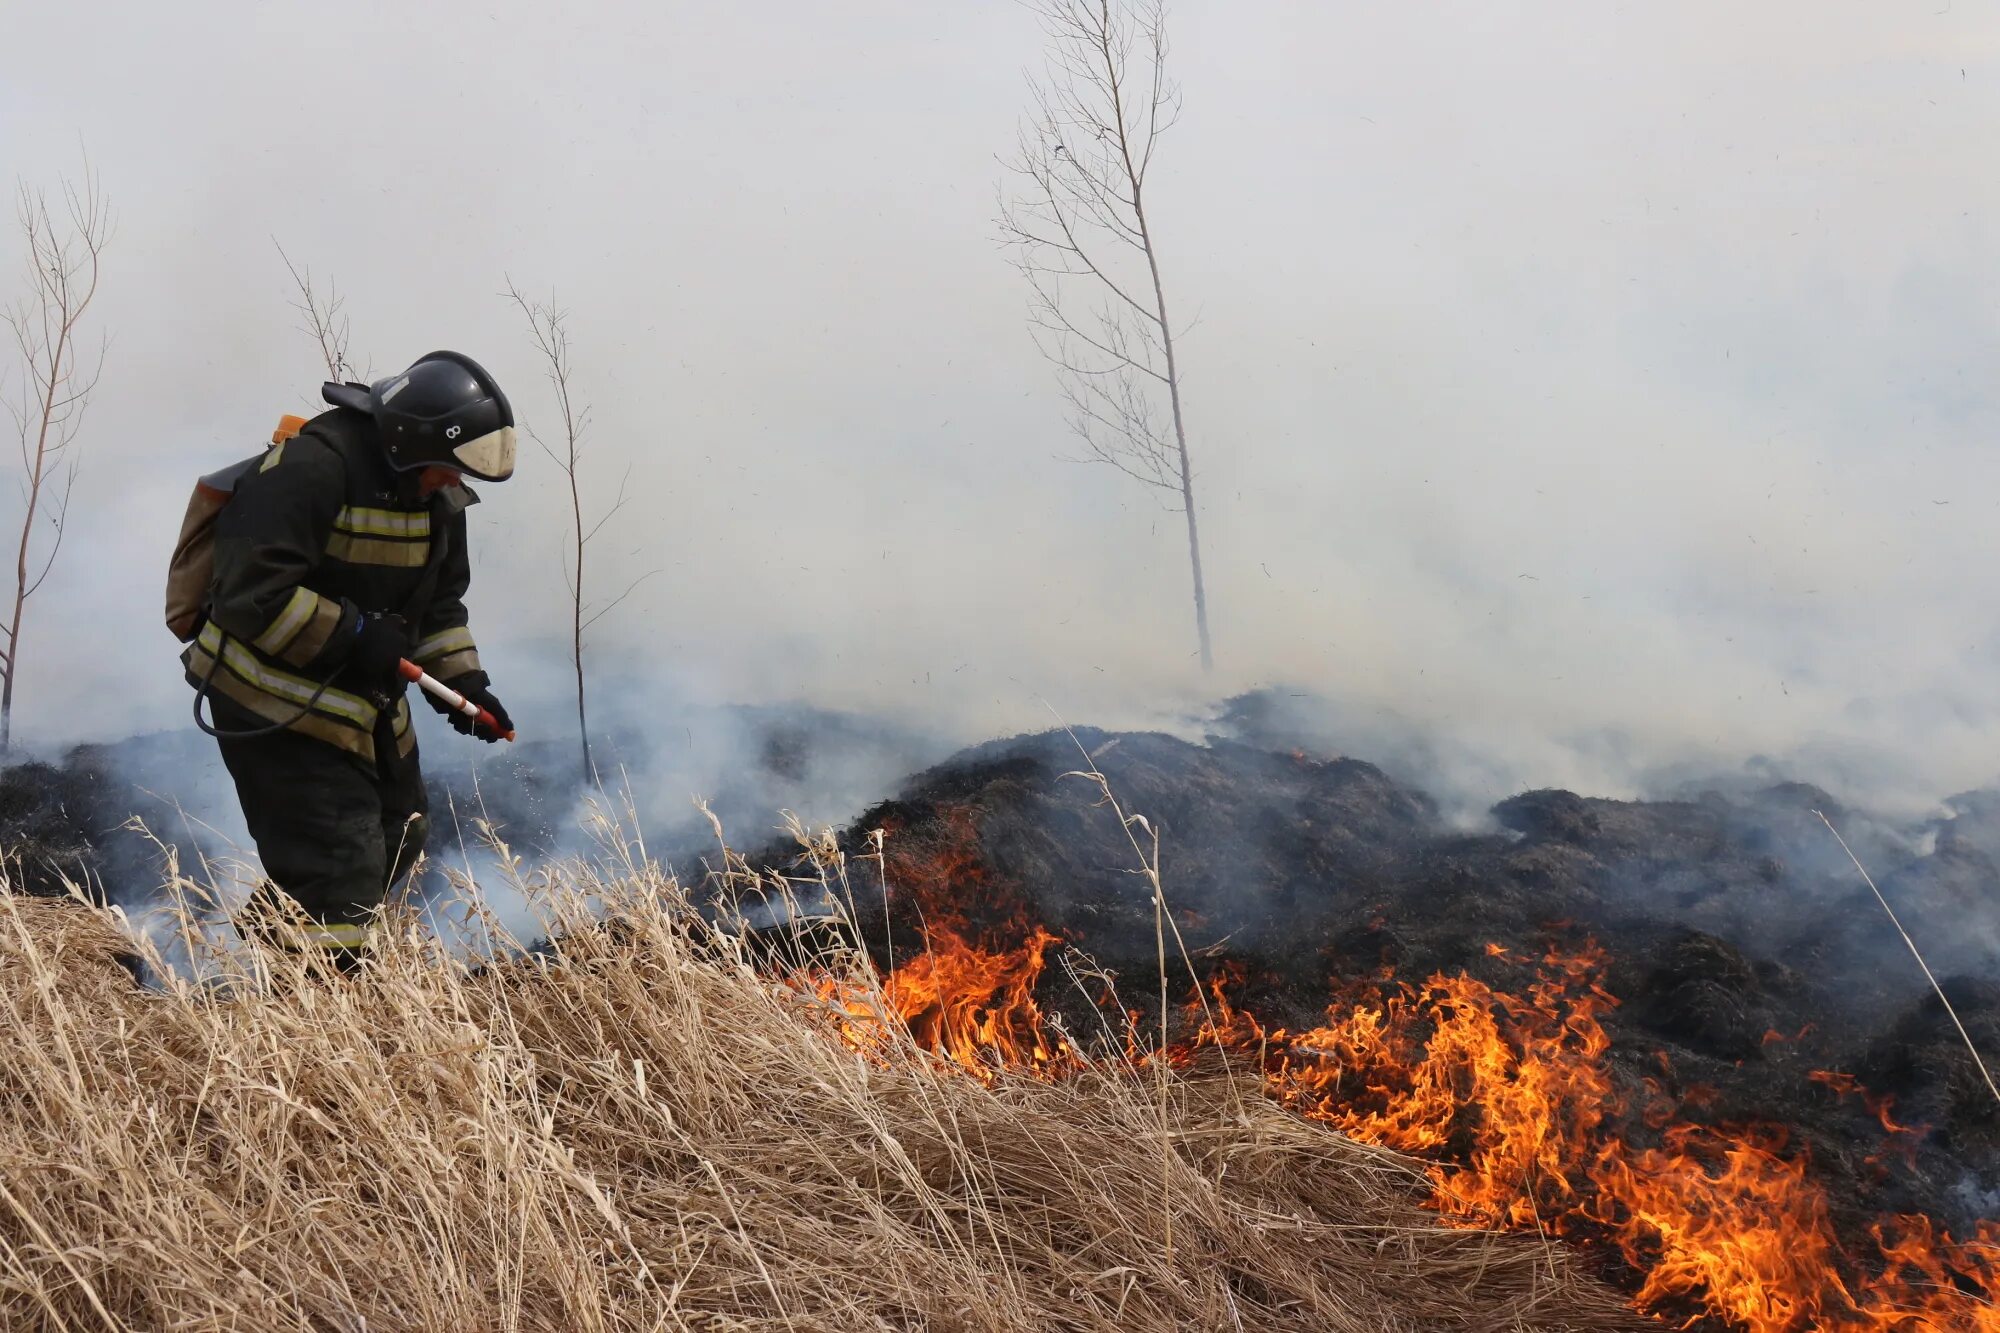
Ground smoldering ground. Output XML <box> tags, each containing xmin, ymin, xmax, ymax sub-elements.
<box><xmin>7</xmin><ymin>675</ymin><xmax>1997</xmax><ymax>999</ymax></box>
<box><xmin>743</xmin><ymin>719</ymin><xmax>2000</xmax><ymax>1248</ymax></box>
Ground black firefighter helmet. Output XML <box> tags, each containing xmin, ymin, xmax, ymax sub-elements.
<box><xmin>321</xmin><ymin>351</ymin><xmax>517</xmax><ymax>482</ymax></box>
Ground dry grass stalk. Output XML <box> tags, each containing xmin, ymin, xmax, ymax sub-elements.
<box><xmin>0</xmin><ymin>843</ymin><xmax>1644</xmax><ymax>1332</ymax></box>
<box><xmin>1815</xmin><ymin>808</ymin><xmax>2000</xmax><ymax>1109</ymax></box>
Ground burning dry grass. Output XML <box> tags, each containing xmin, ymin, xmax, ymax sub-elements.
<box><xmin>0</xmin><ymin>861</ymin><xmax>1642</xmax><ymax>1332</ymax></box>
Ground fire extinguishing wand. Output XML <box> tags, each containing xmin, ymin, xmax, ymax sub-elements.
<box><xmin>398</xmin><ymin>659</ymin><xmax>516</xmax><ymax>742</ymax></box>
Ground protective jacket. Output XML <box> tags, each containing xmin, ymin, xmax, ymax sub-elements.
<box><xmin>181</xmin><ymin>407</ymin><xmax>484</xmax><ymax>762</ymax></box>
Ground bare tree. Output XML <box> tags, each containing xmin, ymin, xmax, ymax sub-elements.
<box><xmin>505</xmin><ymin>281</ymin><xmax>654</xmax><ymax>783</ymax></box>
<box><xmin>274</xmin><ymin>240</ymin><xmax>354</xmax><ymax>381</ymax></box>
<box><xmin>1000</xmin><ymin>0</ymin><xmax>1212</xmax><ymax>671</ymax></box>
<box><xmin>0</xmin><ymin>168</ymin><xmax>110</xmax><ymax>751</ymax></box>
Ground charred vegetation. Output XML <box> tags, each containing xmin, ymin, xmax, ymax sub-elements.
<box><xmin>739</xmin><ymin>725</ymin><xmax>2000</xmax><ymax>1328</ymax></box>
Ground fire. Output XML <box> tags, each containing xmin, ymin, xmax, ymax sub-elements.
<box><xmin>1809</xmin><ymin>1069</ymin><xmax>1925</xmax><ymax>1142</ymax></box>
<box><xmin>1860</xmin><ymin>1215</ymin><xmax>2000</xmax><ymax>1331</ymax></box>
<box><xmin>1586</xmin><ymin>1123</ymin><xmax>2000</xmax><ymax>1329</ymax></box>
<box><xmin>1233</xmin><ymin>951</ymin><xmax>2000</xmax><ymax>1331</ymax></box>
<box><xmin>1593</xmin><ymin>1123</ymin><xmax>1858</xmax><ymax>1328</ymax></box>
<box><xmin>815</xmin><ymin>925</ymin><xmax>1072</xmax><ymax>1080</ymax></box>
<box><xmin>877</xmin><ymin>924</ymin><xmax>1072</xmax><ymax>1076</ymax></box>
<box><xmin>1809</xmin><ymin>1068</ymin><xmax>1928</xmax><ymax>1177</ymax></box>
<box><xmin>1586</xmin><ymin>1122</ymin><xmax>2000</xmax><ymax>1330</ymax></box>
<box><xmin>1270</xmin><ymin>947</ymin><xmax>1617</xmax><ymax>1230</ymax></box>
<box><xmin>813</xmin><ymin>808</ymin><xmax>1075</xmax><ymax>1081</ymax></box>
<box><xmin>807</xmin><ymin>812</ymin><xmax>1999</xmax><ymax>1332</ymax></box>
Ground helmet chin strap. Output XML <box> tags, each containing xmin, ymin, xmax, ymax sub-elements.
<box><xmin>391</xmin><ymin>466</ymin><xmax>429</xmax><ymax>506</ymax></box>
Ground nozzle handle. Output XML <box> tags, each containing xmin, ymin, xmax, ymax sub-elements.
<box><xmin>399</xmin><ymin>659</ymin><xmax>516</xmax><ymax>742</ymax></box>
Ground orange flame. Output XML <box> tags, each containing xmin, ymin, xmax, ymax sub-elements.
<box><xmin>1267</xmin><ymin>947</ymin><xmax>1616</xmax><ymax>1229</ymax></box>
<box><xmin>880</xmin><ymin>924</ymin><xmax>1072</xmax><ymax>1076</ymax></box>
<box><xmin>1230</xmin><ymin>950</ymin><xmax>1998</xmax><ymax>1331</ymax></box>
<box><xmin>815</xmin><ymin>809</ymin><xmax>1075</xmax><ymax>1081</ymax></box>
<box><xmin>808</xmin><ymin>813</ymin><xmax>1998</xmax><ymax>1332</ymax></box>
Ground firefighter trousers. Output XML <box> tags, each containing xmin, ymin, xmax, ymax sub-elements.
<box><xmin>214</xmin><ymin>698</ymin><xmax>430</xmax><ymax>928</ymax></box>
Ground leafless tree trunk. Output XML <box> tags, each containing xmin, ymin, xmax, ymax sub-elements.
<box><xmin>0</xmin><ymin>168</ymin><xmax>110</xmax><ymax>751</ymax></box>
<box><xmin>505</xmin><ymin>282</ymin><xmax>655</xmax><ymax>784</ymax></box>
<box><xmin>1000</xmin><ymin>0</ymin><xmax>1212</xmax><ymax>671</ymax></box>
<box><xmin>274</xmin><ymin>240</ymin><xmax>354</xmax><ymax>382</ymax></box>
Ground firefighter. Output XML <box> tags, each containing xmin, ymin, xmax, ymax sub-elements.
<box><xmin>184</xmin><ymin>351</ymin><xmax>517</xmax><ymax>965</ymax></box>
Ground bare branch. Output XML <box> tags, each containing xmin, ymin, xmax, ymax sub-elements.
<box><xmin>580</xmin><ymin>568</ymin><xmax>662</xmax><ymax>633</ymax></box>
<box><xmin>522</xmin><ymin>420</ymin><xmax>565</xmax><ymax>471</ymax></box>
<box><xmin>274</xmin><ymin>240</ymin><xmax>353</xmax><ymax>382</ymax></box>
<box><xmin>556</xmin><ymin>543</ymin><xmax>578</xmax><ymax>603</ymax></box>
<box><xmin>508</xmin><ymin>275</ymin><xmax>626</xmax><ymax>781</ymax></box>
<box><xmin>1000</xmin><ymin>172</ymin><xmax>1156</xmax><ymax>321</ymax></box>
<box><xmin>1</xmin><ymin>156</ymin><xmax>111</xmax><ymax>746</ymax></box>
<box><xmin>1025</xmin><ymin>299</ymin><xmax>1165</xmax><ymax>383</ymax></box>
<box><xmin>1000</xmin><ymin>0</ymin><xmax>1213</xmax><ymax>670</ymax></box>
<box><xmin>582</xmin><ymin>463</ymin><xmax>635</xmax><ymax>546</ymax></box>
<box><xmin>21</xmin><ymin>450</ymin><xmax>79</xmax><ymax>599</ymax></box>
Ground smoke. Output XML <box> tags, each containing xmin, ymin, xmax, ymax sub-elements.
<box><xmin>47</xmin><ymin>676</ymin><xmax>949</xmax><ymax>977</ymax></box>
<box><xmin>1</xmin><ymin>2</ymin><xmax>1997</xmax><ymax>842</ymax></box>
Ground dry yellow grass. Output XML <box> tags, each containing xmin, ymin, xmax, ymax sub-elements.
<box><xmin>0</xmin><ymin>856</ymin><xmax>1645</xmax><ymax>1332</ymax></box>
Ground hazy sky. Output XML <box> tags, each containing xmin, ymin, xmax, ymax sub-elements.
<box><xmin>3</xmin><ymin>2</ymin><xmax>1998</xmax><ymax>812</ymax></box>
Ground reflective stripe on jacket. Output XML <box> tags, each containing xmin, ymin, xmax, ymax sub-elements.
<box><xmin>186</xmin><ymin>620</ymin><xmax>416</xmax><ymax>758</ymax></box>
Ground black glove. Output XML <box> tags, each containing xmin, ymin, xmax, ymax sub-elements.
<box><xmin>346</xmin><ymin>613</ymin><xmax>411</xmax><ymax>694</ymax></box>
<box><xmin>425</xmin><ymin>672</ymin><xmax>512</xmax><ymax>742</ymax></box>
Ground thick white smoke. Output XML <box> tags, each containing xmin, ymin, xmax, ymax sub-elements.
<box><xmin>0</xmin><ymin>0</ymin><xmax>1995</xmax><ymax>821</ymax></box>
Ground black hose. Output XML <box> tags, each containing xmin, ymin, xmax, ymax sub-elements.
<box><xmin>191</xmin><ymin>627</ymin><xmax>347</xmax><ymax>740</ymax></box>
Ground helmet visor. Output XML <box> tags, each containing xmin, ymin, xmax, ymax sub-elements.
<box><xmin>451</xmin><ymin>425</ymin><xmax>517</xmax><ymax>482</ymax></box>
